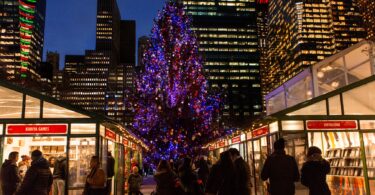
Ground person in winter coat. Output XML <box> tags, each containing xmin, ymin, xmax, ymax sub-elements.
<box><xmin>154</xmin><ymin>159</ymin><xmax>178</xmax><ymax>195</ymax></box>
<box><xmin>83</xmin><ymin>156</ymin><xmax>106</xmax><ymax>195</ymax></box>
<box><xmin>228</xmin><ymin>148</ymin><xmax>252</xmax><ymax>195</ymax></box>
<box><xmin>52</xmin><ymin>156</ymin><xmax>67</xmax><ymax>195</ymax></box>
<box><xmin>128</xmin><ymin>166</ymin><xmax>143</xmax><ymax>195</ymax></box>
<box><xmin>178</xmin><ymin>157</ymin><xmax>204</xmax><ymax>195</ymax></box>
<box><xmin>1</xmin><ymin>152</ymin><xmax>21</xmax><ymax>195</ymax></box>
<box><xmin>261</xmin><ymin>138</ymin><xmax>300</xmax><ymax>195</ymax></box>
<box><xmin>205</xmin><ymin>151</ymin><xmax>236</xmax><ymax>195</ymax></box>
<box><xmin>301</xmin><ymin>146</ymin><xmax>331</xmax><ymax>195</ymax></box>
<box><xmin>106</xmin><ymin>152</ymin><xmax>115</xmax><ymax>195</ymax></box>
<box><xmin>196</xmin><ymin>157</ymin><xmax>209</xmax><ymax>188</ymax></box>
<box><xmin>16</xmin><ymin>150</ymin><xmax>53</xmax><ymax>195</ymax></box>
<box><xmin>18</xmin><ymin>155</ymin><xmax>31</xmax><ymax>181</ymax></box>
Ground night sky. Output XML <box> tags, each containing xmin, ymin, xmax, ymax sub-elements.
<box><xmin>43</xmin><ymin>0</ymin><xmax>166</xmax><ymax>68</ymax></box>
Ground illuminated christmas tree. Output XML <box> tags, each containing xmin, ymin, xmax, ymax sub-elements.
<box><xmin>134</xmin><ymin>1</ymin><xmax>222</xmax><ymax>160</ymax></box>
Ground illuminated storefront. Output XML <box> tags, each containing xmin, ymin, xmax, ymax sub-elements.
<box><xmin>0</xmin><ymin>80</ymin><xmax>147</xmax><ymax>195</ymax></box>
<box><xmin>206</xmin><ymin>40</ymin><xmax>375</xmax><ymax>195</ymax></box>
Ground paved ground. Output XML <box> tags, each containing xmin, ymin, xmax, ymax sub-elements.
<box><xmin>140</xmin><ymin>176</ymin><xmax>156</xmax><ymax>195</ymax></box>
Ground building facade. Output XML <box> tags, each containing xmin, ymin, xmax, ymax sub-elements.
<box><xmin>182</xmin><ymin>0</ymin><xmax>262</xmax><ymax>128</ymax></box>
<box><xmin>0</xmin><ymin>0</ymin><xmax>46</xmax><ymax>88</ymax></box>
<box><xmin>358</xmin><ymin>0</ymin><xmax>375</xmax><ymax>38</ymax></box>
<box><xmin>265</xmin><ymin>0</ymin><xmax>367</xmax><ymax>93</ymax></box>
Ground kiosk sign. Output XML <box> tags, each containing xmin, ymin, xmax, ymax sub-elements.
<box><xmin>306</xmin><ymin>120</ymin><xmax>357</xmax><ymax>130</ymax></box>
<box><xmin>123</xmin><ymin>138</ymin><xmax>129</xmax><ymax>146</ymax></box>
<box><xmin>105</xmin><ymin>129</ymin><xmax>116</xmax><ymax>141</ymax></box>
<box><xmin>231</xmin><ymin>136</ymin><xmax>241</xmax><ymax>144</ymax></box>
<box><xmin>7</xmin><ymin>124</ymin><xmax>67</xmax><ymax>134</ymax></box>
<box><xmin>252</xmin><ymin>126</ymin><xmax>269</xmax><ymax>138</ymax></box>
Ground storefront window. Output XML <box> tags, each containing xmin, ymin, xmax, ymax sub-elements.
<box><xmin>360</xmin><ymin>120</ymin><xmax>375</xmax><ymax>130</ymax></box>
<box><xmin>269</xmin><ymin>122</ymin><xmax>278</xmax><ymax>133</ymax></box>
<box><xmin>286</xmin><ymin>75</ymin><xmax>313</xmax><ymax>107</ymax></box>
<box><xmin>43</xmin><ymin>101</ymin><xmax>88</xmax><ymax>118</ymax></box>
<box><xmin>69</xmin><ymin>137</ymin><xmax>96</xmax><ymax>195</ymax></box>
<box><xmin>287</xmin><ymin>100</ymin><xmax>327</xmax><ymax>116</ymax></box>
<box><xmin>0</xmin><ymin>124</ymin><xmax>3</xmax><ymax>135</ymax></box>
<box><xmin>363</xmin><ymin>133</ymin><xmax>375</xmax><ymax>178</ymax></box>
<box><xmin>343</xmin><ymin>81</ymin><xmax>375</xmax><ymax>115</ymax></box>
<box><xmin>0</xmin><ymin>86</ymin><xmax>23</xmax><ymax>118</ymax></box>
<box><xmin>328</xmin><ymin>95</ymin><xmax>341</xmax><ymax>115</ymax></box>
<box><xmin>25</xmin><ymin>95</ymin><xmax>40</xmax><ymax>118</ymax></box>
<box><xmin>71</xmin><ymin>123</ymin><xmax>96</xmax><ymax>134</ymax></box>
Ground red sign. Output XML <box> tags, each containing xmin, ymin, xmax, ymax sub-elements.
<box><xmin>218</xmin><ymin>141</ymin><xmax>226</xmax><ymax>148</ymax></box>
<box><xmin>105</xmin><ymin>129</ymin><xmax>116</xmax><ymax>141</ymax></box>
<box><xmin>252</xmin><ymin>126</ymin><xmax>269</xmax><ymax>138</ymax></box>
<box><xmin>7</xmin><ymin>124</ymin><xmax>67</xmax><ymax>135</ymax></box>
<box><xmin>306</xmin><ymin>120</ymin><xmax>357</xmax><ymax>130</ymax></box>
<box><xmin>132</xmin><ymin>143</ymin><xmax>137</xmax><ymax>150</ymax></box>
<box><xmin>231</xmin><ymin>136</ymin><xmax>241</xmax><ymax>144</ymax></box>
<box><xmin>123</xmin><ymin>138</ymin><xmax>129</xmax><ymax>146</ymax></box>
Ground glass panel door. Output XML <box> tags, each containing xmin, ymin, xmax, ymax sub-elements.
<box><xmin>68</xmin><ymin>137</ymin><xmax>96</xmax><ymax>195</ymax></box>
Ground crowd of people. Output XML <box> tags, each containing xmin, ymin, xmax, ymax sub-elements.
<box><xmin>0</xmin><ymin>138</ymin><xmax>331</xmax><ymax>195</ymax></box>
<box><xmin>149</xmin><ymin>138</ymin><xmax>331</xmax><ymax>195</ymax></box>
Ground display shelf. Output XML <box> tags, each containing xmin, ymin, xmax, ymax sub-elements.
<box><xmin>331</xmin><ymin>166</ymin><xmax>363</xmax><ymax>168</ymax></box>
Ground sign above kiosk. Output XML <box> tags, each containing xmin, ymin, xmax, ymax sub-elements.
<box><xmin>6</xmin><ymin>124</ymin><xmax>68</xmax><ymax>135</ymax></box>
<box><xmin>306</xmin><ymin>120</ymin><xmax>357</xmax><ymax>130</ymax></box>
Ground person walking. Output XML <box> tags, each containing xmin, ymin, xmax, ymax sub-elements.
<box><xmin>228</xmin><ymin>148</ymin><xmax>252</xmax><ymax>195</ymax></box>
<box><xmin>106</xmin><ymin>152</ymin><xmax>115</xmax><ymax>195</ymax></box>
<box><xmin>301</xmin><ymin>146</ymin><xmax>331</xmax><ymax>195</ymax></box>
<box><xmin>52</xmin><ymin>155</ymin><xmax>67</xmax><ymax>195</ymax></box>
<box><xmin>83</xmin><ymin>156</ymin><xmax>106</xmax><ymax>195</ymax></box>
<box><xmin>16</xmin><ymin>150</ymin><xmax>53</xmax><ymax>195</ymax></box>
<box><xmin>178</xmin><ymin>157</ymin><xmax>204</xmax><ymax>195</ymax></box>
<box><xmin>1</xmin><ymin>152</ymin><xmax>21</xmax><ymax>195</ymax></box>
<box><xmin>205</xmin><ymin>151</ymin><xmax>236</xmax><ymax>195</ymax></box>
<box><xmin>196</xmin><ymin>157</ymin><xmax>209</xmax><ymax>189</ymax></box>
<box><xmin>153</xmin><ymin>159</ymin><xmax>178</xmax><ymax>195</ymax></box>
<box><xmin>128</xmin><ymin>166</ymin><xmax>143</xmax><ymax>195</ymax></box>
<box><xmin>261</xmin><ymin>138</ymin><xmax>300</xmax><ymax>195</ymax></box>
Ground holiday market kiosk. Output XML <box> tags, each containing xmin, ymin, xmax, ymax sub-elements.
<box><xmin>0</xmin><ymin>80</ymin><xmax>148</xmax><ymax>195</ymax></box>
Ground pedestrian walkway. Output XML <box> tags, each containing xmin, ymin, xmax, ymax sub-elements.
<box><xmin>140</xmin><ymin>176</ymin><xmax>156</xmax><ymax>195</ymax></box>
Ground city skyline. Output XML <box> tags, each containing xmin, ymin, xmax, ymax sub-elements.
<box><xmin>43</xmin><ymin>0</ymin><xmax>166</xmax><ymax>68</ymax></box>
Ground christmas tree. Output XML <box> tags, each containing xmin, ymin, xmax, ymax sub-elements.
<box><xmin>134</xmin><ymin>1</ymin><xmax>222</xmax><ymax>160</ymax></box>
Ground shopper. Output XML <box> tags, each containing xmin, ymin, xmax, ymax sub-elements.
<box><xmin>1</xmin><ymin>151</ymin><xmax>21</xmax><ymax>195</ymax></box>
<box><xmin>177</xmin><ymin>157</ymin><xmax>204</xmax><ymax>195</ymax></box>
<box><xmin>128</xmin><ymin>166</ymin><xmax>143</xmax><ymax>195</ymax></box>
<box><xmin>301</xmin><ymin>146</ymin><xmax>331</xmax><ymax>195</ymax></box>
<box><xmin>205</xmin><ymin>151</ymin><xmax>235</xmax><ymax>195</ymax></box>
<box><xmin>52</xmin><ymin>155</ymin><xmax>67</xmax><ymax>195</ymax></box>
<box><xmin>16</xmin><ymin>150</ymin><xmax>53</xmax><ymax>195</ymax></box>
<box><xmin>228</xmin><ymin>148</ymin><xmax>252</xmax><ymax>195</ymax></box>
<box><xmin>18</xmin><ymin>155</ymin><xmax>31</xmax><ymax>181</ymax></box>
<box><xmin>261</xmin><ymin>138</ymin><xmax>300</xmax><ymax>195</ymax></box>
<box><xmin>153</xmin><ymin>159</ymin><xmax>178</xmax><ymax>195</ymax></box>
<box><xmin>196</xmin><ymin>157</ymin><xmax>209</xmax><ymax>188</ymax></box>
<box><xmin>106</xmin><ymin>151</ymin><xmax>115</xmax><ymax>195</ymax></box>
<box><xmin>83</xmin><ymin>156</ymin><xmax>106</xmax><ymax>195</ymax></box>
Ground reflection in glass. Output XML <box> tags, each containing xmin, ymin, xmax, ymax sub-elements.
<box><xmin>43</xmin><ymin>101</ymin><xmax>88</xmax><ymax>118</ymax></box>
<box><xmin>25</xmin><ymin>96</ymin><xmax>40</xmax><ymax>118</ymax></box>
<box><xmin>343</xmin><ymin>81</ymin><xmax>375</xmax><ymax>115</ymax></box>
<box><xmin>0</xmin><ymin>86</ymin><xmax>23</xmax><ymax>118</ymax></box>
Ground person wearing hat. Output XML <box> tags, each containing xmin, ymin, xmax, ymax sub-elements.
<box><xmin>16</xmin><ymin>150</ymin><xmax>53</xmax><ymax>195</ymax></box>
<box><xmin>301</xmin><ymin>146</ymin><xmax>331</xmax><ymax>195</ymax></box>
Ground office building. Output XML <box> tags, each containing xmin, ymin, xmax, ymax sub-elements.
<box><xmin>137</xmin><ymin>36</ymin><xmax>149</xmax><ymax>68</ymax></box>
<box><xmin>358</xmin><ymin>0</ymin><xmax>375</xmax><ymax>38</ymax></box>
<box><xmin>0</xmin><ymin>0</ymin><xmax>46</xmax><ymax>87</ymax></box>
<box><xmin>182</xmin><ymin>0</ymin><xmax>262</xmax><ymax>127</ymax></box>
<box><xmin>266</xmin><ymin>0</ymin><xmax>367</xmax><ymax>93</ymax></box>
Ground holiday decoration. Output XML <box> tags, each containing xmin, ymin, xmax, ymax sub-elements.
<box><xmin>19</xmin><ymin>0</ymin><xmax>37</xmax><ymax>79</ymax></box>
<box><xmin>133</xmin><ymin>1</ymin><xmax>223</xmax><ymax>160</ymax></box>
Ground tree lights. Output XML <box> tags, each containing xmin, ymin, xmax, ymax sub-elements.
<box><xmin>133</xmin><ymin>2</ymin><xmax>223</xmax><ymax>160</ymax></box>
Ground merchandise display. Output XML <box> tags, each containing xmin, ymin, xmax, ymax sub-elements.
<box><xmin>364</xmin><ymin>133</ymin><xmax>375</xmax><ymax>178</ymax></box>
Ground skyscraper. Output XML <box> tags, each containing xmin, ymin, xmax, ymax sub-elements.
<box><xmin>137</xmin><ymin>36</ymin><xmax>149</xmax><ymax>68</ymax></box>
<box><xmin>358</xmin><ymin>0</ymin><xmax>375</xmax><ymax>38</ymax></box>
<box><xmin>266</xmin><ymin>0</ymin><xmax>367</xmax><ymax>92</ymax></box>
<box><xmin>0</xmin><ymin>0</ymin><xmax>46</xmax><ymax>87</ymax></box>
<box><xmin>182</xmin><ymin>0</ymin><xmax>262</xmax><ymax>128</ymax></box>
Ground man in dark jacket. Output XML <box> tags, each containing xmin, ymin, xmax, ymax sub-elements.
<box><xmin>261</xmin><ymin>138</ymin><xmax>300</xmax><ymax>195</ymax></box>
<box><xmin>16</xmin><ymin>150</ymin><xmax>53</xmax><ymax>195</ymax></box>
<box><xmin>52</xmin><ymin>156</ymin><xmax>67</xmax><ymax>195</ymax></box>
<box><xmin>1</xmin><ymin>152</ymin><xmax>20</xmax><ymax>195</ymax></box>
<box><xmin>106</xmin><ymin>151</ymin><xmax>115</xmax><ymax>195</ymax></box>
<box><xmin>228</xmin><ymin>148</ymin><xmax>252</xmax><ymax>195</ymax></box>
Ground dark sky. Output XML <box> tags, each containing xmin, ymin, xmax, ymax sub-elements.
<box><xmin>43</xmin><ymin>0</ymin><xmax>166</xmax><ymax>68</ymax></box>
